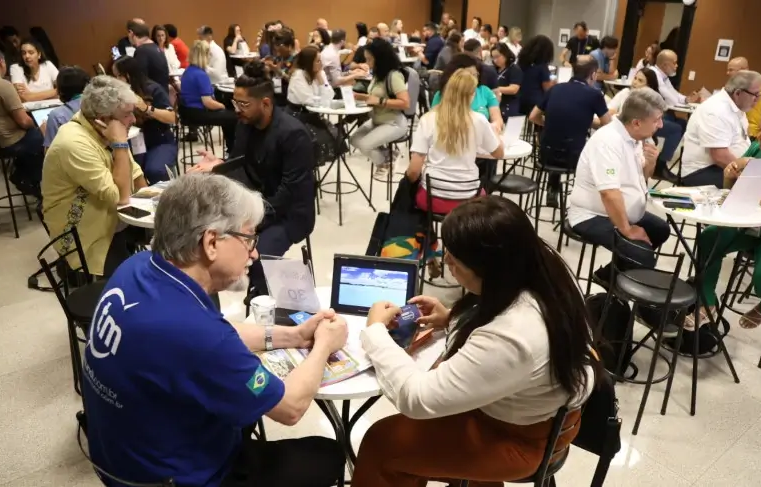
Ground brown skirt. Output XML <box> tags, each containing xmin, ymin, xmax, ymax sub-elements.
<box><xmin>351</xmin><ymin>408</ymin><xmax>582</xmax><ymax>487</ymax></box>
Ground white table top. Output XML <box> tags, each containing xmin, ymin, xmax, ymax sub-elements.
<box><xmin>669</xmin><ymin>103</ymin><xmax>698</xmax><ymax>114</ymax></box>
<box><xmin>169</xmin><ymin>69</ymin><xmax>184</xmax><ymax>77</ymax></box>
<box><xmin>653</xmin><ymin>198</ymin><xmax>761</xmax><ymax>228</ymax></box>
<box><xmin>242</xmin><ymin>287</ymin><xmax>445</xmax><ymax>400</ymax></box>
<box><xmin>23</xmin><ymin>98</ymin><xmax>62</xmax><ymax>111</ymax></box>
<box><xmin>128</xmin><ymin>126</ymin><xmax>141</xmax><ymax>140</ymax></box>
<box><xmin>117</xmin><ymin>182</ymin><xmax>171</xmax><ymax>228</ymax></box>
<box><xmin>478</xmin><ymin>139</ymin><xmax>533</xmax><ymax>160</ymax></box>
<box><xmin>230</xmin><ymin>53</ymin><xmax>258</xmax><ymax>59</ymax></box>
<box><xmin>306</xmin><ymin>105</ymin><xmax>373</xmax><ymax>116</ymax></box>
<box><xmin>604</xmin><ymin>79</ymin><xmax>631</xmax><ymax>87</ymax></box>
<box><xmin>400</xmin><ymin>56</ymin><xmax>419</xmax><ymax>64</ymax></box>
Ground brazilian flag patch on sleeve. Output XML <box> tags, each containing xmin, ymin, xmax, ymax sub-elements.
<box><xmin>246</xmin><ymin>365</ymin><xmax>269</xmax><ymax>396</ymax></box>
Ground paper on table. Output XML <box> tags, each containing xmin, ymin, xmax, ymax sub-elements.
<box><xmin>340</xmin><ymin>85</ymin><xmax>356</xmax><ymax>110</ymax></box>
<box><xmin>400</xmin><ymin>33</ymin><xmax>409</xmax><ymax>45</ymax></box>
<box><xmin>721</xmin><ymin>161</ymin><xmax>761</xmax><ymax>214</ymax></box>
<box><xmin>557</xmin><ymin>67</ymin><xmax>572</xmax><ymax>84</ymax></box>
<box><xmin>502</xmin><ymin>115</ymin><xmax>525</xmax><ymax>147</ymax></box>
<box><xmin>261</xmin><ymin>258</ymin><xmax>321</xmax><ymax>313</ymax></box>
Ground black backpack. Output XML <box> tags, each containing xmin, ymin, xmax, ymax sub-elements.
<box><xmin>586</xmin><ymin>293</ymin><xmax>638</xmax><ymax>380</ymax></box>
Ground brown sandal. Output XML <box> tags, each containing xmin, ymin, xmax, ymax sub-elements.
<box><xmin>739</xmin><ymin>305</ymin><xmax>761</xmax><ymax>329</ymax></box>
<box><xmin>684</xmin><ymin>306</ymin><xmax>713</xmax><ymax>331</ymax></box>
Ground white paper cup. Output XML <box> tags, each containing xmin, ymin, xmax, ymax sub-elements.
<box><xmin>251</xmin><ymin>295</ymin><xmax>276</xmax><ymax>326</ymax></box>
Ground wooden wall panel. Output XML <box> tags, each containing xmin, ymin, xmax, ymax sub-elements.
<box><xmin>632</xmin><ymin>2</ymin><xmax>665</xmax><ymax>63</ymax></box>
<box><xmin>466</xmin><ymin>0</ymin><xmax>500</xmax><ymax>32</ymax></box>
<box><xmin>3</xmin><ymin>0</ymin><xmax>431</xmax><ymax>71</ymax></box>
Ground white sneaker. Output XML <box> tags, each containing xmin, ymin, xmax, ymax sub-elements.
<box><xmin>373</xmin><ymin>164</ymin><xmax>390</xmax><ymax>181</ymax></box>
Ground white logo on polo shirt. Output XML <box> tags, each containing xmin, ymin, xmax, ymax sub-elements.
<box><xmin>89</xmin><ymin>288</ymin><xmax>136</xmax><ymax>359</ymax></box>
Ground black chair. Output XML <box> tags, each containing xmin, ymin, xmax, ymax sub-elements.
<box><xmin>488</xmin><ymin>157</ymin><xmax>540</xmax><ymax>229</ymax></box>
<box><xmin>563</xmin><ymin>219</ymin><xmax>600</xmax><ymax>297</ymax></box>
<box><xmin>530</xmin><ymin>145</ymin><xmax>578</xmax><ymax>251</ymax></box>
<box><xmin>76</xmin><ymin>411</ymin><xmax>175</xmax><ymax>486</ymax></box>
<box><xmin>418</xmin><ymin>173</ymin><xmax>482</xmax><ymax>291</ymax></box>
<box><xmin>28</xmin><ymin>202</ymin><xmax>53</xmax><ymax>292</ymax></box>
<box><xmin>598</xmin><ymin>229</ymin><xmax>696</xmax><ymax>435</ymax></box>
<box><xmin>0</xmin><ymin>154</ymin><xmax>34</xmax><ymax>238</ymax></box>
<box><xmin>457</xmin><ymin>406</ymin><xmax>578</xmax><ymax>487</ymax></box>
<box><xmin>37</xmin><ymin>227</ymin><xmax>107</xmax><ymax>395</ymax></box>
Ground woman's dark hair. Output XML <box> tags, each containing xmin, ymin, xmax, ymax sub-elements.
<box><xmin>273</xmin><ymin>29</ymin><xmax>295</xmax><ymax>50</ymax></box>
<box><xmin>491</xmin><ymin>42</ymin><xmax>516</xmax><ymax>69</ymax></box>
<box><xmin>294</xmin><ymin>45</ymin><xmax>321</xmax><ymax>83</ymax></box>
<box><xmin>481</xmin><ymin>23</ymin><xmax>493</xmax><ymax>35</ymax></box>
<box><xmin>644</xmin><ymin>43</ymin><xmax>660</xmax><ymax>66</ymax></box>
<box><xmin>498</xmin><ymin>25</ymin><xmax>509</xmax><ymax>36</ymax></box>
<box><xmin>440</xmin><ymin>53</ymin><xmax>481</xmax><ymax>92</ymax></box>
<box><xmin>517</xmin><ymin>34</ymin><xmax>554</xmax><ymax>69</ymax></box>
<box><xmin>639</xmin><ymin>67</ymin><xmax>660</xmax><ymax>92</ymax></box>
<box><xmin>356</xmin><ymin>22</ymin><xmax>368</xmax><ymax>39</ymax></box>
<box><xmin>315</xmin><ymin>28</ymin><xmax>330</xmax><ymax>48</ymax></box>
<box><xmin>235</xmin><ymin>60</ymin><xmax>275</xmax><ymax>100</ymax></box>
<box><xmin>29</xmin><ymin>27</ymin><xmax>59</xmax><ymax>67</ymax></box>
<box><xmin>260</xmin><ymin>22</ymin><xmax>276</xmax><ymax>52</ymax></box>
<box><xmin>365</xmin><ymin>37</ymin><xmax>402</xmax><ymax>81</ymax></box>
<box><xmin>56</xmin><ymin>66</ymin><xmax>90</xmax><ymax>102</ymax></box>
<box><xmin>442</xmin><ymin>196</ymin><xmax>599</xmax><ymax>397</ymax></box>
<box><xmin>18</xmin><ymin>38</ymin><xmax>48</xmax><ymax>83</ymax></box>
<box><xmin>113</xmin><ymin>56</ymin><xmax>152</xmax><ymax>98</ymax></box>
<box><xmin>151</xmin><ymin>25</ymin><xmax>168</xmax><ymax>48</ymax></box>
<box><xmin>445</xmin><ymin>31</ymin><xmax>463</xmax><ymax>52</ymax></box>
<box><xmin>227</xmin><ymin>24</ymin><xmax>242</xmax><ymax>41</ymax></box>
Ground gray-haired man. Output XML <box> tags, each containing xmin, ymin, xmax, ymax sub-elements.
<box><xmin>82</xmin><ymin>173</ymin><xmax>347</xmax><ymax>486</ymax></box>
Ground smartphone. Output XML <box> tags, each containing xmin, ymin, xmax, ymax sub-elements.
<box><xmin>648</xmin><ymin>190</ymin><xmax>691</xmax><ymax>201</ymax></box>
<box><xmin>117</xmin><ymin>206</ymin><xmax>152</xmax><ymax>219</ymax></box>
<box><xmin>111</xmin><ymin>46</ymin><xmax>120</xmax><ymax>60</ymax></box>
<box><xmin>663</xmin><ymin>200</ymin><xmax>696</xmax><ymax>210</ymax></box>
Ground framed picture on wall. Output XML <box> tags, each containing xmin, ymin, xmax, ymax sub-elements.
<box><xmin>715</xmin><ymin>39</ymin><xmax>733</xmax><ymax>62</ymax></box>
<box><xmin>559</xmin><ymin>28</ymin><xmax>570</xmax><ymax>47</ymax></box>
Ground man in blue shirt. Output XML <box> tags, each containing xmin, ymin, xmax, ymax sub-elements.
<box><xmin>43</xmin><ymin>66</ymin><xmax>90</xmax><ymax>148</ymax></box>
<box><xmin>530</xmin><ymin>56</ymin><xmax>612</xmax><ymax>207</ymax></box>
<box><xmin>419</xmin><ymin>22</ymin><xmax>444</xmax><ymax>69</ymax></box>
<box><xmin>82</xmin><ymin>173</ymin><xmax>347</xmax><ymax>487</ymax></box>
<box><xmin>590</xmin><ymin>36</ymin><xmax>619</xmax><ymax>90</ymax></box>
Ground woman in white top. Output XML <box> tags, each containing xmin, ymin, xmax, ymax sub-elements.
<box><xmin>286</xmin><ymin>45</ymin><xmax>333</xmax><ymax>107</ymax></box>
<box><xmin>634</xmin><ymin>43</ymin><xmax>659</xmax><ymax>72</ymax></box>
<box><xmin>506</xmin><ymin>27</ymin><xmax>523</xmax><ymax>58</ymax></box>
<box><xmin>352</xmin><ymin>195</ymin><xmax>599</xmax><ymax>487</ymax></box>
<box><xmin>607</xmin><ymin>67</ymin><xmax>659</xmax><ymax>115</ymax></box>
<box><xmin>407</xmin><ymin>69</ymin><xmax>503</xmax><ymax>214</ymax></box>
<box><xmin>9</xmin><ymin>38</ymin><xmax>58</xmax><ymax>102</ymax></box>
<box><xmin>152</xmin><ymin>25</ymin><xmax>181</xmax><ymax>72</ymax></box>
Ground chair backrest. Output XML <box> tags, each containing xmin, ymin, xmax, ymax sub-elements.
<box><xmin>610</xmin><ymin>228</ymin><xmax>686</xmax><ymax>307</ymax></box>
<box><xmin>387</xmin><ymin>67</ymin><xmax>420</xmax><ymax>117</ymax></box>
<box><xmin>37</xmin><ymin>226</ymin><xmax>94</xmax><ymax>320</ymax></box>
<box><xmin>76</xmin><ymin>412</ymin><xmax>175</xmax><ymax>487</ymax></box>
<box><xmin>533</xmin><ymin>405</ymin><xmax>576</xmax><ymax>482</ymax></box>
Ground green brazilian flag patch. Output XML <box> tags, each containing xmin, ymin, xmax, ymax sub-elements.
<box><xmin>246</xmin><ymin>365</ymin><xmax>269</xmax><ymax>396</ymax></box>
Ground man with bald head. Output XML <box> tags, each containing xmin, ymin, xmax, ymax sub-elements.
<box><xmin>316</xmin><ymin>18</ymin><xmax>330</xmax><ymax>35</ymax></box>
<box><xmin>727</xmin><ymin>57</ymin><xmax>749</xmax><ymax>77</ymax></box>
<box><xmin>117</xmin><ymin>18</ymin><xmax>145</xmax><ymax>56</ymax></box>
<box><xmin>377</xmin><ymin>22</ymin><xmax>390</xmax><ymax>40</ymax></box>
<box><xmin>651</xmin><ymin>49</ymin><xmax>700</xmax><ymax>107</ymax></box>
<box><xmin>529</xmin><ymin>55</ymin><xmax>612</xmax><ymax>206</ymax></box>
<box><xmin>682</xmin><ymin>70</ymin><xmax>760</xmax><ymax>186</ymax></box>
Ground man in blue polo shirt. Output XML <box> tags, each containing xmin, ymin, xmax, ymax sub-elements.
<box><xmin>590</xmin><ymin>36</ymin><xmax>619</xmax><ymax>91</ymax></box>
<box><xmin>530</xmin><ymin>56</ymin><xmax>612</xmax><ymax>207</ymax></box>
<box><xmin>81</xmin><ymin>173</ymin><xmax>347</xmax><ymax>487</ymax></box>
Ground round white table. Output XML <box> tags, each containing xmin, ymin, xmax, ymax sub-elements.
<box><xmin>654</xmin><ymin>197</ymin><xmax>761</xmax><ymax>228</ymax></box>
<box><xmin>216</xmin><ymin>84</ymin><xmax>235</xmax><ymax>93</ymax></box>
<box><xmin>116</xmin><ymin>182</ymin><xmax>171</xmax><ymax>229</ymax></box>
<box><xmin>306</xmin><ymin>105</ymin><xmax>375</xmax><ymax>226</ymax></box>
<box><xmin>401</xmin><ymin>42</ymin><xmax>424</xmax><ymax>48</ymax></box>
<box><xmin>477</xmin><ymin>139</ymin><xmax>533</xmax><ymax>160</ymax></box>
<box><xmin>230</xmin><ymin>53</ymin><xmax>258</xmax><ymax>59</ymax></box>
<box><xmin>23</xmin><ymin>98</ymin><xmax>62</xmax><ymax>111</ymax></box>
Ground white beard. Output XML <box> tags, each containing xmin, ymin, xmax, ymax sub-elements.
<box><xmin>226</xmin><ymin>259</ymin><xmax>254</xmax><ymax>292</ymax></box>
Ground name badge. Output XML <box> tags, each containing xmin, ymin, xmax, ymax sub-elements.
<box><xmin>273</xmin><ymin>77</ymin><xmax>283</xmax><ymax>94</ymax></box>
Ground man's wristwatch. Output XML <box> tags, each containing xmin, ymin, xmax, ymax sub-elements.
<box><xmin>264</xmin><ymin>325</ymin><xmax>274</xmax><ymax>351</ymax></box>
<box><xmin>110</xmin><ymin>141</ymin><xmax>130</xmax><ymax>150</ymax></box>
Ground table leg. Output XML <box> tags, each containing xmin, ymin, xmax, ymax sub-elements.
<box><xmin>660</xmin><ymin>216</ymin><xmax>741</xmax><ymax>417</ymax></box>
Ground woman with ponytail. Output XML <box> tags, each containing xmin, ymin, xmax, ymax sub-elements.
<box><xmin>353</xmin><ymin>195</ymin><xmax>600</xmax><ymax>487</ymax></box>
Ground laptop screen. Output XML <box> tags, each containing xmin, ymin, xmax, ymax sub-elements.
<box><xmin>331</xmin><ymin>255</ymin><xmax>418</xmax><ymax>315</ymax></box>
<box><xmin>30</xmin><ymin>107</ymin><xmax>57</xmax><ymax>127</ymax></box>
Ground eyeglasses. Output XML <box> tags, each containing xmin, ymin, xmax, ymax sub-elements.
<box><xmin>741</xmin><ymin>89</ymin><xmax>761</xmax><ymax>99</ymax></box>
<box><xmin>226</xmin><ymin>230</ymin><xmax>259</xmax><ymax>252</ymax></box>
<box><xmin>231</xmin><ymin>99</ymin><xmax>252</xmax><ymax>109</ymax></box>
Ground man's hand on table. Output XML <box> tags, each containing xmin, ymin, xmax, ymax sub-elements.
<box><xmin>293</xmin><ymin>309</ymin><xmax>337</xmax><ymax>348</ymax></box>
<box><xmin>313</xmin><ymin>313</ymin><xmax>349</xmax><ymax>354</ymax></box>
<box><xmin>187</xmin><ymin>150</ymin><xmax>223</xmax><ymax>173</ymax></box>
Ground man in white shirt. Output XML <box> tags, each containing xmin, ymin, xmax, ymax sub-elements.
<box><xmin>463</xmin><ymin>17</ymin><xmax>481</xmax><ymax>40</ymax></box>
<box><xmin>651</xmin><ymin>50</ymin><xmax>699</xmax><ymax>107</ymax></box>
<box><xmin>681</xmin><ymin>70</ymin><xmax>761</xmax><ymax>187</ymax></box>
<box><xmin>320</xmin><ymin>30</ymin><xmax>364</xmax><ymax>93</ymax></box>
<box><xmin>568</xmin><ymin>88</ymin><xmax>670</xmax><ymax>295</ymax></box>
<box><xmin>197</xmin><ymin>25</ymin><xmax>228</xmax><ymax>85</ymax></box>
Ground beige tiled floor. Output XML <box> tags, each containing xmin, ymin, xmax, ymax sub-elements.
<box><xmin>1</xmin><ymin>145</ymin><xmax>760</xmax><ymax>486</ymax></box>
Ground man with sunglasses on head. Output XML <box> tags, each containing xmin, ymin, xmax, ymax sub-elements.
<box><xmin>190</xmin><ymin>60</ymin><xmax>316</xmax><ymax>298</ymax></box>
<box><xmin>681</xmin><ymin>70</ymin><xmax>761</xmax><ymax>187</ymax></box>
<box><xmin>82</xmin><ymin>173</ymin><xmax>347</xmax><ymax>487</ymax></box>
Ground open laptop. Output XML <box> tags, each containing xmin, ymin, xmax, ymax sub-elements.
<box><xmin>29</xmin><ymin>107</ymin><xmax>57</xmax><ymax>127</ymax></box>
<box><xmin>330</xmin><ymin>254</ymin><xmax>419</xmax><ymax>317</ymax></box>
